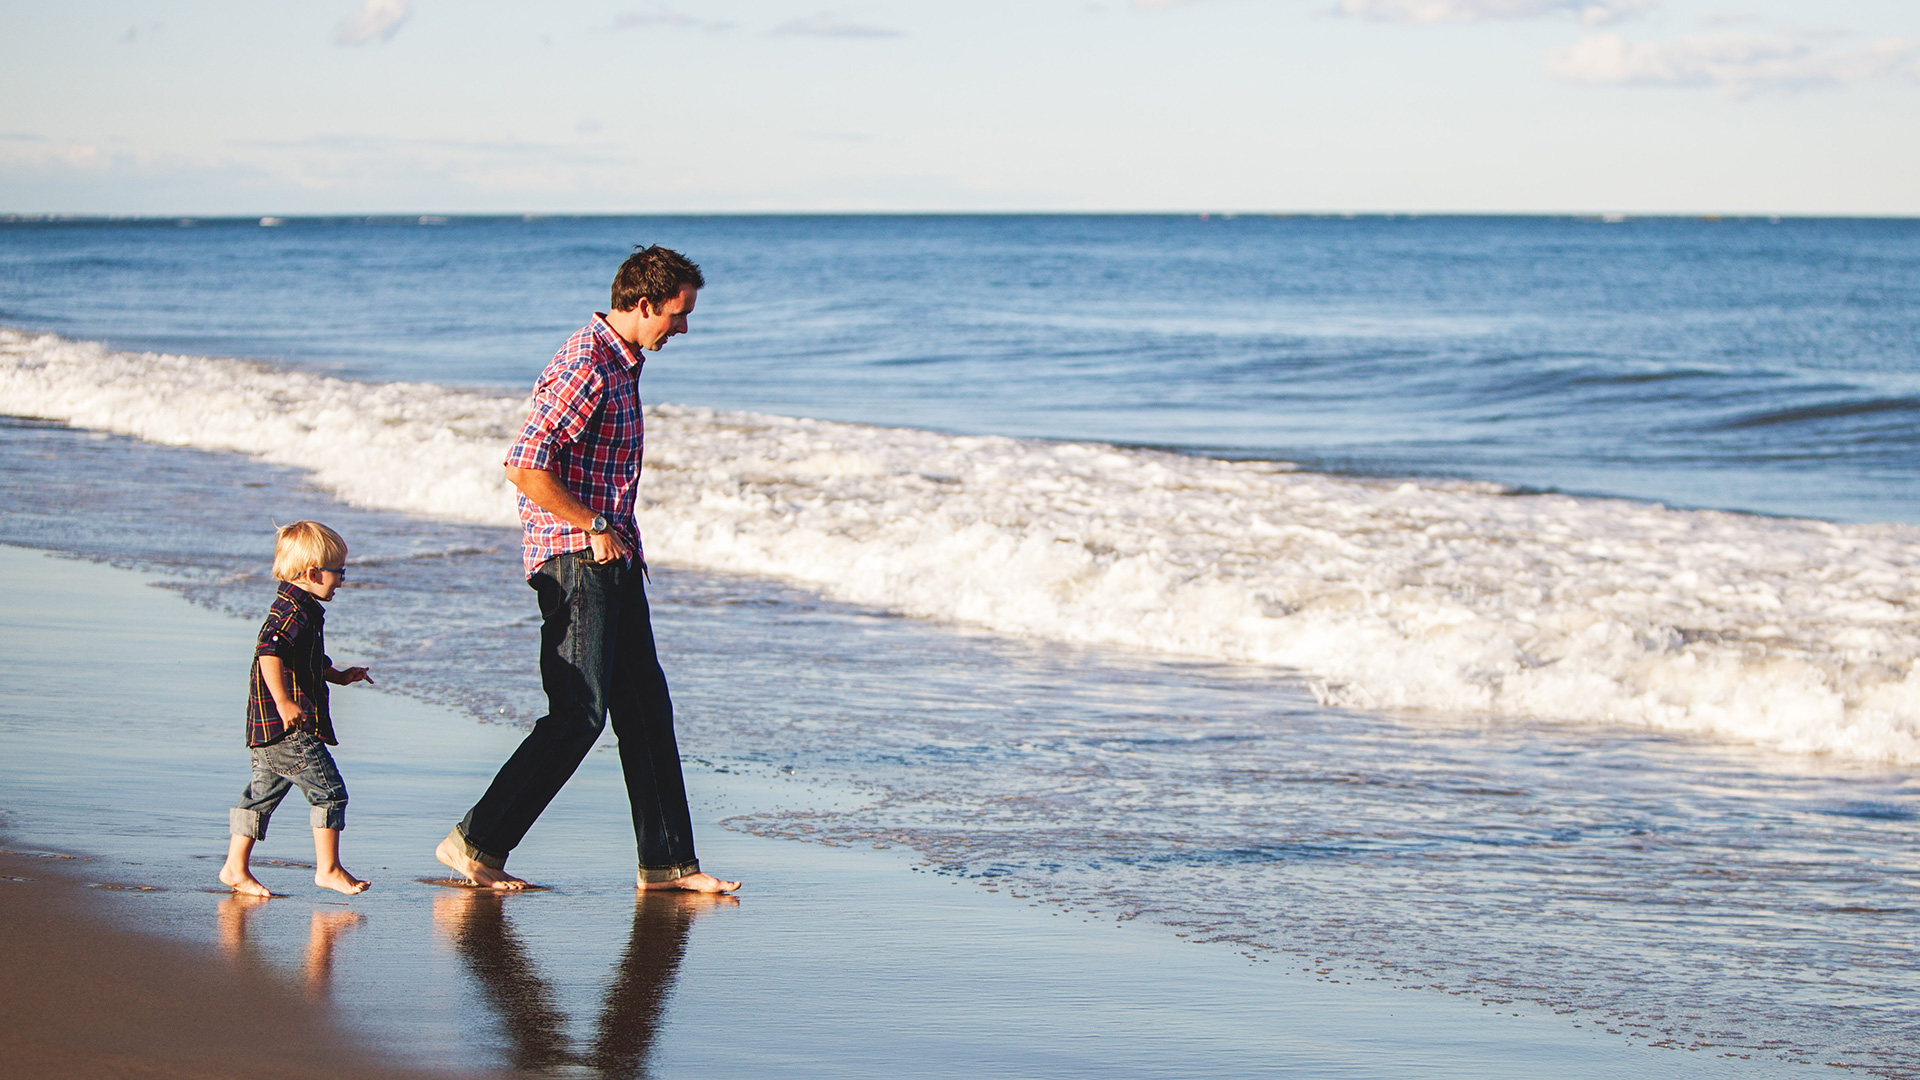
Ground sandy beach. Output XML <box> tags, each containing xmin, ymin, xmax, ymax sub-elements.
<box><xmin>0</xmin><ymin>541</ymin><xmax>1830</xmax><ymax>1078</ymax></box>
<box><xmin>0</xmin><ymin>848</ymin><xmax>466</xmax><ymax>1080</ymax></box>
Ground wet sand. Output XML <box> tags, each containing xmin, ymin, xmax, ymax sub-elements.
<box><xmin>0</xmin><ymin>543</ymin><xmax>1815</xmax><ymax>1078</ymax></box>
<box><xmin>0</xmin><ymin>849</ymin><xmax>468</xmax><ymax>1080</ymax></box>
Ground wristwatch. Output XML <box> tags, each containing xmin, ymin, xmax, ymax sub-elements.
<box><xmin>586</xmin><ymin>514</ymin><xmax>610</xmax><ymax>535</ymax></box>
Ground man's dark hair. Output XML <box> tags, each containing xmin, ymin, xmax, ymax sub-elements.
<box><xmin>611</xmin><ymin>245</ymin><xmax>704</xmax><ymax>312</ymax></box>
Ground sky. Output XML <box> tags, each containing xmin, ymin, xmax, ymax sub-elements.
<box><xmin>2</xmin><ymin>0</ymin><xmax>1917</xmax><ymax>215</ymax></box>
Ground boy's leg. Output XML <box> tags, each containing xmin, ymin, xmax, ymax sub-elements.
<box><xmin>446</xmin><ymin>552</ymin><xmax>617</xmax><ymax>884</ymax></box>
<box><xmin>311</xmin><ymin>827</ymin><xmax>367</xmax><ymax>895</ymax></box>
<box><xmin>219</xmin><ymin>835</ymin><xmax>271</xmax><ymax>897</ymax></box>
<box><xmin>279</xmin><ymin>734</ymin><xmax>367</xmax><ymax>895</ymax></box>
<box><xmin>221</xmin><ymin>749</ymin><xmax>291</xmax><ymax>896</ymax></box>
<box><xmin>609</xmin><ymin>567</ymin><xmax>738</xmax><ymax>894</ymax></box>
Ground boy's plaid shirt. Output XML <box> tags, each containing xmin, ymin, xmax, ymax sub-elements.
<box><xmin>246</xmin><ymin>581</ymin><xmax>334</xmax><ymax>747</ymax></box>
<box><xmin>504</xmin><ymin>315</ymin><xmax>646</xmax><ymax>577</ymax></box>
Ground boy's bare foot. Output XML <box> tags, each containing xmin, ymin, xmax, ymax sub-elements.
<box><xmin>216</xmin><ymin>892</ymin><xmax>268</xmax><ymax>957</ymax></box>
<box><xmin>637</xmin><ymin>870</ymin><xmax>741</xmax><ymax>893</ymax></box>
<box><xmin>314</xmin><ymin>866</ymin><xmax>370</xmax><ymax>895</ymax></box>
<box><xmin>435</xmin><ymin>831</ymin><xmax>527</xmax><ymax>891</ymax></box>
<box><xmin>219</xmin><ymin>864</ymin><xmax>273</xmax><ymax>897</ymax></box>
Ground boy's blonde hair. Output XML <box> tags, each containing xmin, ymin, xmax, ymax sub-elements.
<box><xmin>273</xmin><ymin>521</ymin><xmax>348</xmax><ymax>583</ymax></box>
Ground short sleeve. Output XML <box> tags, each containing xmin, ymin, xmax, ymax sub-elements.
<box><xmin>504</xmin><ymin>356</ymin><xmax>604</xmax><ymax>473</ymax></box>
<box><xmin>255</xmin><ymin>603</ymin><xmax>307</xmax><ymax>659</ymax></box>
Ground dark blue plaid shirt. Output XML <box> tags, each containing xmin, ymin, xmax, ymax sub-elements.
<box><xmin>246</xmin><ymin>581</ymin><xmax>334</xmax><ymax>747</ymax></box>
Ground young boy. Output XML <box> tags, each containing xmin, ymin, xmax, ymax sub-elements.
<box><xmin>218</xmin><ymin>521</ymin><xmax>374</xmax><ymax>897</ymax></box>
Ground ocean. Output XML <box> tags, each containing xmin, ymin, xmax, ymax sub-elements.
<box><xmin>4</xmin><ymin>214</ymin><xmax>1920</xmax><ymax>1072</ymax></box>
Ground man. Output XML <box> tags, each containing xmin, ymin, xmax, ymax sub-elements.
<box><xmin>435</xmin><ymin>245</ymin><xmax>739</xmax><ymax>894</ymax></box>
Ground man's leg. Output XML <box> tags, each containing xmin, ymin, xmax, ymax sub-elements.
<box><xmin>608</xmin><ymin>568</ymin><xmax>739</xmax><ymax>893</ymax></box>
<box><xmin>443</xmin><ymin>553</ymin><xmax>616</xmax><ymax>887</ymax></box>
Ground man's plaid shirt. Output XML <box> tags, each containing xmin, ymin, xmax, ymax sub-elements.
<box><xmin>246</xmin><ymin>581</ymin><xmax>334</xmax><ymax>747</ymax></box>
<box><xmin>504</xmin><ymin>315</ymin><xmax>646</xmax><ymax>577</ymax></box>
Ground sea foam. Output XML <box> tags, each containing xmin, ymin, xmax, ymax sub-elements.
<box><xmin>8</xmin><ymin>328</ymin><xmax>1920</xmax><ymax>762</ymax></box>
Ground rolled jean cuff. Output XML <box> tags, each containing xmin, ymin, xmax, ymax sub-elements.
<box><xmin>638</xmin><ymin>859</ymin><xmax>700</xmax><ymax>884</ymax></box>
<box><xmin>310</xmin><ymin>803</ymin><xmax>346</xmax><ymax>832</ymax></box>
<box><xmin>449</xmin><ymin>827</ymin><xmax>507</xmax><ymax>870</ymax></box>
<box><xmin>230</xmin><ymin>807</ymin><xmax>268</xmax><ymax>840</ymax></box>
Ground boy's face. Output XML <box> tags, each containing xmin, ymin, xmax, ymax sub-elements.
<box><xmin>296</xmin><ymin>564</ymin><xmax>346</xmax><ymax>601</ymax></box>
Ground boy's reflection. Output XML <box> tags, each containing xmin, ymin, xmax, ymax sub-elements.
<box><xmin>216</xmin><ymin>893</ymin><xmax>362</xmax><ymax>1002</ymax></box>
<box><xmin>433</xmin><ymin>888</ymin><xmax>733</xmax><ymax>1078</ymax></box>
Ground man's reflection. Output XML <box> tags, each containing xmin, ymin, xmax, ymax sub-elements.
<box><xmin>433</xmin><ymin>888</ymin><xmax>732</xmax><ymax>1078</ymax></box>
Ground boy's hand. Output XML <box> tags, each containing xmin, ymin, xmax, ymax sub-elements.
<box><xmin>334</xmin><ymin>666</ymin><xmax>374</xmax><ymax>686</ymax></box>
<box><xmin>277</xmin><ymin>700</ymin><xmax>306</xmax><ymax>730</ymax></box>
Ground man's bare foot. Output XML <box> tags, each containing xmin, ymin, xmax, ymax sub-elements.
<box><xmin>435</xmin><ymin>831</ymin><xmax>527</xmax><ymax>891</ymax></box>
<box><xmin>637</xmin><ymin>870</ymin><xmax>741</xmax><ymax>893</ymax></box>
<box><xmin>219</xmin><ymin>863</ymin><xmax>272</xmax><ymax>897</ymax></box>
<box><xmin>314</xmin><ymin>866</ymin><xmax>370</xmax><ymax>895</ymax></box>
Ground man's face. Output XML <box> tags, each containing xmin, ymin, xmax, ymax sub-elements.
<box><xmin>635</xmin><ymin>284</ymin><xmax>698</xmax><ymax>351</ymax></box>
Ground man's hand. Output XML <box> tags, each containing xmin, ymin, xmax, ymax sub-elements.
<box><xmin>331</xmin><ymin>666</ymin><xmax>374</xmax><ymax>686</ymax></box>
<box><xmin>588</xmin><ymin>530</ymin><xmax>632</xmax><ymax>565</ymax></box>
<box><xmin>506</xmin><ymin>465</ymin><xmax>633</xmax><ymax>564</ymax></box>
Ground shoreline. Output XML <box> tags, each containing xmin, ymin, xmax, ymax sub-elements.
<box><xmin>0</xmin><ymin>541</ymin><xmax>1829</xmax><ymax>1077</ymax></box>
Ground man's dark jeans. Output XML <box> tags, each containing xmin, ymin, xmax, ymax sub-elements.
<box><xmin>458</xmin><ymin>551</ymin><xmax>699</xmax><ymax>880</ymax></box>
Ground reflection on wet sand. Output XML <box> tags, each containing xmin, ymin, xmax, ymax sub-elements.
<box><xmin>215</xmin><ymin>893</ymin><xmax>364</xmax><ymax>1002</ymax></box>
<box><xmin>433</xmin><ymin>889</ymin><xmax>733</xmax><ymax>1078</ymax></box>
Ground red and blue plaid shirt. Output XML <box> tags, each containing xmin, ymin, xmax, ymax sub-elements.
<box><xmin>505</xmin><ymin>315</ymin><xmax>646</xmax><ymax>577</ymax></box>
<box><xmin>246</xmin><ymin>581</ymin><xmax>334</xmax><ymax>747</ymax></box>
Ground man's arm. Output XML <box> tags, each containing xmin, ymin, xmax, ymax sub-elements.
<box><xmin>505</xmin><ymin>465</ymin><xmax>632</xmax><ymax>565</ymax></box>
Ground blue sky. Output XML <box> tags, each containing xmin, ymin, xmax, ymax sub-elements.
<box><xmin>3</xmin><ymin>0</ymin><xmax>1917</xmax><ymax>214</ymax></box>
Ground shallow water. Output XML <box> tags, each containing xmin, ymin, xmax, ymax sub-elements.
<box><xmin>1</xmin><ymin>421</ymin><xmax>1916</xmax><ymax>1074</ymax></box>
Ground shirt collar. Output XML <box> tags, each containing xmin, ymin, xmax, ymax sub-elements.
<box><xmin>592</xmin><ymin>313</ymin><xmax>645</xmax><ymax>372</ymax></box>
<box><xmin>276</xmin><ymin>579</ymin><xmax>324</xmax><ymax>615</ymax></box>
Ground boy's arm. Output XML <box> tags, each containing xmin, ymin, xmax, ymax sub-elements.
<box><xmin>257</xmin><ymin>654</ymin><xmax>304</xmax><ymax>728</ymax></box>
<box><xmin>327</xmin><ymin>664</ymin><xmax>373</xmax><ymax>686</ymax></box>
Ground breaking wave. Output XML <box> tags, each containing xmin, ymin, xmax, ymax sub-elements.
<box><xmin>8</xmin><ymin>327</ymin><xmax>1920</xmax><ymax>762</ymax></box>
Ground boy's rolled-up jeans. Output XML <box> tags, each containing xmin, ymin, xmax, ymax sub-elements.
<box><xmin>457</xmin><ymin>550</ymin><xmax>700</xmax><ymax>881</ymax></box>
<box><xmin>230</xmin><ymin>729</ymin><xmax>348</xmax><ymax>838</ymax></box>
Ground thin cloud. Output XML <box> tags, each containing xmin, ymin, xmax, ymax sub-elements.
<box><xmin>613</xmin><ymin>8</ymin><xmax>734</xmax><ymax>32</ymax></box>
<box><xmin>1337</xmin><ymin>0</ymin><xmax>1651</xmax><ymax>26</ymax></box>
<box><xmin>335</xmin><ymin>0</ymin><xmax>409</xmax><ymax>46</ymax></box>
<box><xmin>1547</xmin><ymin>28</ymin><xmax>1920</xmax><ymax>93</ymax></box>
<box><xmin>771</xmin><ymin>12</ymin><xmax>903</xmax><ymax>38</ymax></box>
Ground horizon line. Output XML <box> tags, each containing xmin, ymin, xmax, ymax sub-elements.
<box><xmin>7</xmin><ymin>210</ymin><xmax>1920</xmax><ymax>223</ymax></box>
